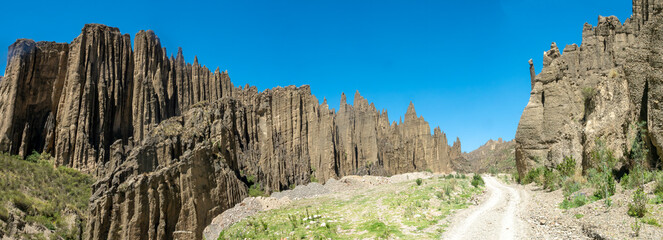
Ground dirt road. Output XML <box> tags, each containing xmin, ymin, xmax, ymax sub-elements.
<box><xmin>441</xmin><ymin>175</ymin><xmax>527</xmax><ymax>240</ymax></box>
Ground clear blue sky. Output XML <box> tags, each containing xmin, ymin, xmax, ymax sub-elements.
<box><xmin>0</xmin><ymin>0</ymin><xmax>631</xmax><ymax>152</ymax></box>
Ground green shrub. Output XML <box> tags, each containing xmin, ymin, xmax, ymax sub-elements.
<box><xmin>628</xmin><ymin>187</ymin><xmax>647</xmax><ymax>218</ymax></box>
<box><xmin>522</xmin><ymin>167</ymin><xmax>543</xmax><ymax>185</ymax></box>
<box><xmin>25</xmin><ymin>151</ymin><xmax>41</xmax><ymax>163</ymax></box>
<box><xmin>246</xmin><ymin>174</ymin><xmax>256</xmax><ymax>185</ymax></box>
<box><xmin>642</xmin><ymin>217</ymin><xmax>660</xmax><ymax>227</ymax></box>
<box><xmin>582</xmin><ymin>87</ymin><xmax>596</xmax><ymax>101</ymax></box>
<box><xmin>562</xmin><ymin>179</ymin><xmax>581</xmax><ymax>197</ymax></box>
<box><xmin>559</xmin><ymin>193</ymin><xmax>589</xmax><ymax>209</ymax></box>
<box><xmin>621</xmin><ymin>173</ymin><xmax>632</xmax><ymax>189</ymax></box>
<box><xmin>588</xmin><ymin>139</ymin><xmax>617</xmax><ymax>206</ymax></box>
<box><xmin>543</xmin><ymin>168</ymin><xmax>561</xmax><ymax>191</ymax></box>
<box><xmin>248</xmin><ymin>184</ymin><xmax>266</xmax><ymax>197</ymax></box>
<box><xmin>557</xmin><ymin>156</ymin><xmax>576</xmax><ymax>178</ymax></box>
<box><xmin>471</xmin><ymin>175</ymin><xmax>485</xmax><ymax>188</ymax></box>
<box><xmin>415</xmin><ymin>178</ymin><xmax>423</xmax><ymax>186</ymax></box>
<box><xmin>625</xmin><ymin>121</ymin><xmax>650</xmax><ymax>190</ymax></box>
<box><xmin>435</xmin><ymin>191</ymin><xmax>444</xmax><ymax>199</ymax></box>
<box><xmin>632</xmin><ymin>218</ymin><xmax>641</xmax><ymax>237</ymax></box>
<box><xmin>0</xmin><ymin>205</ymin><xmax>8</xmax><ymax>222</ymax></box>
<box><xmin>310</xmin><ymin>173</ymin><xmax>318</xmax><ymax>183</ymax></box>
<box><xmin>11</xmin><ymin>192</ymin><xmax>33</xmax><ymax>213</ymax></box>
<box><xmin>654</xmin><ymin>171</ymin><xmax>663</xmax><ymax>195</ymax></box>
<box><xmin>588</xmin><ymin>168</ymin><xmax>615</xmax><ymax>200</ymax></box>
<box><xmin>651</xmin><ymin>193</ymin><xmax>663</xmax><ymax>204</ymax></box>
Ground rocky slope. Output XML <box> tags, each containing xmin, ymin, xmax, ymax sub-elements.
<box><xmin>516</xmin><ymin>0</ymin><xmax>663</xmax><ymax>177</ymax></box>
<box><xmin>0</xmin><ymin>24</ymin><xmax>462</xmax><ymax>239</ymax></box>
<box><xmin>456</xmin><ymin>138</ymin><xmax>516</xmax><ymax>174</ymax></box>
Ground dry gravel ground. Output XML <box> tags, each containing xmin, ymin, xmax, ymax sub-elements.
<box><xmin>522</xmin><ymin>180</ymin><xmax>663</xmax><ymax>240</ymax></box>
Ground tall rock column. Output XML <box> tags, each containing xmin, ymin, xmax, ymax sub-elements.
<box><xmin>0</xmin><ymin>40</ymin><xmax>69</xmax><ymax>157</ymax></box>
<box><xmin>55</xmin><ymin>24</ymin><xmax>134</xmax><ymax>174</ymax></box>
<box><xmin>133</xmin><ymin>30</ymin><xmax>172</xmax><ymax>143</ymax></box>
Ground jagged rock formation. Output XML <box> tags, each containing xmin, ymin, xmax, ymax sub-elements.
<box><xmin>455</xmin><ymin>138</ymin><xmax>515</xmax><ymax>174</ymax></box>
<box><xmin>0</xmin><ymin>24</ymin><xmax>461</xmax><ymax>239</ymax></box>
<box><xmin>515</xmin><ymin>0</ymin><xmax>663</xmax><ymax>177</ymax></box>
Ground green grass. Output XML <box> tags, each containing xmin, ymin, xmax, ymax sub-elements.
<box><xmin>219</xmin><ymin>176</ymin><xmax>483</xmax><ymax>239</ymax></box>
<box><xmin>642</xmin><ymin>217</ymin><xmax>660</xmax><ymax>227</ymax></box>
<box><xmin>0</xmin><ymin>152</ymin><xmax>93</xmax><ymax>239</ymax></box>
<box><xmin>574</xmin><ymin>214</ymin><xmax>584</xmax><ymax>219</ymax></box>
<box><xmin>359</xmin><ymin>219</ymin><xmax>402</xmax><ymax>239</ymax></box>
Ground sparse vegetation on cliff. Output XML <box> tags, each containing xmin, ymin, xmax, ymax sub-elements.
<box><xmin>0</xmin><ymin>152</ymin><xmax>93</xmax><ymax>239</ymax></box>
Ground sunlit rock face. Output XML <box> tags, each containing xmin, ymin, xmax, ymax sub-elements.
<box><xmin>516</xmin><ymin>0</ymin><xmax>663</xmax><ymax>177</ymax></box>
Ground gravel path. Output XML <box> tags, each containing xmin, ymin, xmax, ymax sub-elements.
<box><xmin>442</xmin><ymin>175</ymin><xmax>527</xmax><ymax>240</ymax></box>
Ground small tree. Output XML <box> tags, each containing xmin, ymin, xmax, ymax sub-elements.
<box><xmin>628</xmin><ymin>122</ymin><xmax>648</xmax><ymax>218</ymax></box>
<box><xmin>590</xmin><ymin>139</ymin><xmax>617</xmax><ymax>207</ymax></box>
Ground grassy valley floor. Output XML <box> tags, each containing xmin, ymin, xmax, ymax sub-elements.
<box><xmin>215</xmin><ymin>173</ymin><xmax>484</xmax><ymax>239</ymax></box>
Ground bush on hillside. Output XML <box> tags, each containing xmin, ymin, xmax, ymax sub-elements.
<box><xmin>557</xmin><ymin>156</ymin><xmax>576</xmax><ymax>178</ymax></box>
<box><xmin>560</xmin><ymin>193</ymin><xmax>589</xmax><ymax>209</ymax></box>
<box><xmin>655</xmin><ymin>172</ymin><xmax>663</xmax><ymax>196</ymax></box>
<box><xmin>628</xmin><ymin>186</ymin><xmax>647</xmax><ymax>218</ymax></box>
<box><xmin>0</xmin><ymin>152</ymin><xmax>92</xmax><ymax>239</ymax></box>
<box><xmin>522</xmin><ymin>167</ymin><xmax>543</xmax><ymax>185</ymax></box>
<box><xmin>562</xmin><ymin>179</ymin><xmax>581</xmax><ymax>197</ymax></box>
<box><xmin>471</xmin><ymin>175</ymin><xmax>485</xmax><ymax>188</ymax></box>
<box><xmin>543</xmin><ymin>168</ymin><xmax>562</xmax><ymax>191</ymax></box>
<box><xmin>589</xmin><ymin>139</ymin><xmax>617</xmax><ymax>206</ymax></box>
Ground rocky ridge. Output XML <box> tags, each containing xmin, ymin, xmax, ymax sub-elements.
<box><xmin>0</xmin><ymin>24</ymin><xmax>461</xmax><ymax>239</ymax></box>
<box><xmin>516</xmin><ymin>0</ymin><xmax>663</xmax><ymax>176</ymax></box>
<box><xmin>456</xmin><ymin>138</ymin><xmax>516</xmax><ymax>174</ymax></box>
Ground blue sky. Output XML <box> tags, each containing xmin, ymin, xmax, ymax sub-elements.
<box><xmin>0</xmin><ymin>0</ymin><xmax>631</xmax><ymax>152</ymax></box>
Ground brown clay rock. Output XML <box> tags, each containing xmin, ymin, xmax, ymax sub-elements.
<box><xmin>516</xmin><ymin>1</ymin><xmax>663</xmax><ymax>177</ymax></box>
<box><xmin>0</xmin><ymin>40</ymin><xmax>68</xmax><ymax>157</ymax></box>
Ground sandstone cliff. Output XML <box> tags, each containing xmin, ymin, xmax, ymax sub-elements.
<box><xmin>0</xmin><ymin>24</ymin><xmax>461</xmax><ymax>239</ymax></box>
<box><xmin>516</xmin><ymin>0</ymin><xmax>663</xmax><ymax>177</ymax></box>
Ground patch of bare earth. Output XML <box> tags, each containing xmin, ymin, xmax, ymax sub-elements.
<box><xmin>523</xmin><ymin>181</ymin><xmax>663</xmax><ymax>240</ymax></box>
